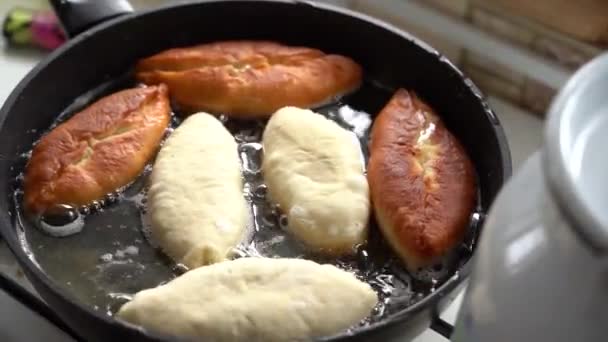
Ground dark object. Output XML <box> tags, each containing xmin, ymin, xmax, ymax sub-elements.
<box><xmin>0</xmin><ymin>1</ymin><xmax>511</xmax><ymax>341</ymax></box>
<box><xmin>430</xmin><ymin>311</ymin><xmax>455</xmax><ymax>339</ymax></box>
<box><xmin>49</xmin><ymin>0</ymin><xmax>133</xmax><ymax>37</ymax></box>
<box><xmin>40</xmin><ymin>204</ymin><xmax>79</xmax><ymax>227</ymax></box>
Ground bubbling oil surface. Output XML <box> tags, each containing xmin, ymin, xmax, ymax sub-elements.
<box><xmin>11</xmin><ymin>79</ymin><xmax>482</xmax><ymax>329</ymax></box>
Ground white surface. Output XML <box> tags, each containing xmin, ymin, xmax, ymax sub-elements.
<box><xmin>0</xmin><ymin>1</ymin><xmax>543</xmax><ymax>341</ymax></box>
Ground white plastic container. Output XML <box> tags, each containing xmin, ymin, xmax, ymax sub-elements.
<box><xmin>453</xmin><ymin>53</ymin><xmax>608</xmax><ymax>341</ymax></box>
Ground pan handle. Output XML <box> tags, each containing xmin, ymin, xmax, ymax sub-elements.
<box><xmin>430</xmin><ymin>316</ymin><xmax>454</xmax><ymax>339</ymax></box>
<box><xmin>0</xmin><ymin>272</ymin><xmax>83</xmax><ymax>341</ymax></box>
<box><xmin>49</xmin><ymin>0</ymin><xmax>133</xmax><ymax>38</ymax></box>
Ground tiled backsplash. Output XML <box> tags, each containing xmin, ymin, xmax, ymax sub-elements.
<box><xmin>423</xmin><ymin>0</ymin><xmax>605</xmax><ymax>70</ymax></box>
<box><xmin>17</xmin><ymin>0</ymin><xmax>602</xmax><ymax>117</ymax></box>
<box><xmin>352</xmin><ymin>0</ymin><xmax>605</xmax><ymax>116</ymax></box>
<box><xmin>479</xmin><ymin>0</ymin><xmax>608</xmax><ymax>45</ymax></box>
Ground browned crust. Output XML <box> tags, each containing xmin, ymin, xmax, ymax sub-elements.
<box><xmin>367</xmin><ymin>89</ymin><xmax>476</xmax><ymax>270</ymax></box>
<box><xmin>24</xmin><ymin>85</ymin><xmax>171</xmax><ymax>214</ymax></box>
<box><xmin>135</xmin><ymin>41</ymin><xmax>362</xmax><ymax>117</ymax></box>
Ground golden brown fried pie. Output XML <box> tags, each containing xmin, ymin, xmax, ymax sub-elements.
<box><xmin>24</xmin><ymin>85</ymin><xmax>171</xmax><ymax>214</ymax></box>
<box><xmin>135</xmin><ymin>41</ymin><xmax>362</xmax><ymax>117</ymax></box>
<box><xmin>367</xmin><ymin>89</ymin><xmax>476</xmax><ymax>271</ymax></box>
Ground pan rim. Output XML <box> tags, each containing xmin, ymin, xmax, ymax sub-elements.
<box><xmin>0</xmin><ymin>0</ymin><xmax>512</xmax><ymax>340</ymax></box>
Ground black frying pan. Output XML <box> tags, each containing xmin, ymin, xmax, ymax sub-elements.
<box><xmin>0</xmin><ymin>1</ymin><xmax>511</xmax><ymax>341</ymax></box>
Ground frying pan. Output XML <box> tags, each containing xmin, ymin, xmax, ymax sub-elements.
<box><xmin>0</xmin><ymin>0</ymin><xmax>511</xmax><ymax>341</ymax></box>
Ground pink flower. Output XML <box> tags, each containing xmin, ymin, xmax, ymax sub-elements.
<box><xmin>31</xmin><ymin>11</ymin><xmax>65</xmax><ymax>50</ymax></box>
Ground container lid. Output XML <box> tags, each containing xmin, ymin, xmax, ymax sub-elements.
<box><xmin>545</xmin><ymin>53</ymin><xmax>608</xmax><ymax>253</ymax></box>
